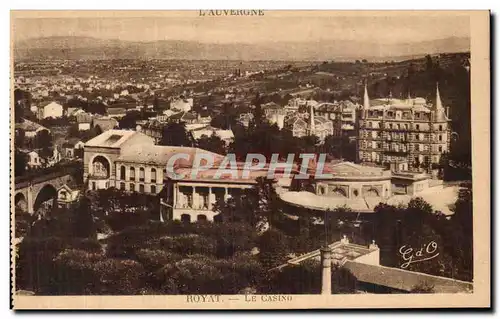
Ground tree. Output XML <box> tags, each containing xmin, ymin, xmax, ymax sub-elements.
<box><xmin>425</xmin><ymin>54</ymin><xmax>434</xmax><ymax>71</ymax></box>
<box><xmin>155</xmin><ymin>254</ymin><xmax>263</xmax><ymax>294</ymax></box>
<box><xmin>14</xmin><ymin>149</ymin><xmax>27</xmax><ymax>177</ymax></box>
<box><xmin>196</xmin><ymin>134</ymin><xmax>227</xmax><ymax>155</ymax></box>
<box><xmin>258</xmin><ymin>228</ymin><xmax>290</xmax><ymax>269</ymax></box>
<box><xmin>34</xmin><ymin>130</ymin><xmax>52</xmax><ymax>149</ymax></box>
<box><xmin>444</xmin><ymin>182</ymin><xmax>473</xmax><ymax>281</ymax></box>
<box><xmin>14</xmin><ymin>89</ymin><xmax>29</xmax><ymax>123</ymax></box>
<box><xmin>210</xmin><ymin>102</ymin><xmax>237</xmax><ymax>130</ymax></box>
<box><xmin>15</xmin><ymin>207</ymin><xmax>34</xmax><ymax>238</ymax></box>
<box><xmin>261</xmin><ymin>259</ymin><xmax>321</xmax><ymax>294</ymax></box>
<box><xmin>214</xmin><ymin>177</ymin><xmax>284</xmax><ymax>230</ymax></box>
<box><xmin>16</xmin><ymin>236</ymin><xmax>101</xmax><ymax>293</ymax></box>
<box><xmin>119</xmin><ymin>111</ymin><xmax>142</xmax><ymax>129</ymax></box>
<box><xmin>85</xmin><ymin>102</ymin><xmax>106</xmax><ymax>115</ymax></box>
<box><xmin>15</xmin><ymin>129</ymin><xmax>26</xmax><ymax>148</ymax></box>
<box><xmin>66</xmin><ymin>124</ymin><xmax>80</xmax><ymax>138</ymax></box>
<box><xmin>159</xmin><ymin>122</ymin><xmax>191</xmax><ymax>146</ymax></box>
<box><xmin>90</xmin><ymin>125</ymin><xmax>103</xmax><ymax>138</ymax></box>
<box><xmin>152</xmin><ymin>96</ymin><xmax>160</xmax><ymax>112</ymax></box>
<box><xmin>72</xmin><ymin>196</ymin><xmax>97</xmax><ymax>239</ymax></box>
<box><xmin>251</xmin><ymin>93</ymin><xmax>264</xmax><ymax>127</ymax></box>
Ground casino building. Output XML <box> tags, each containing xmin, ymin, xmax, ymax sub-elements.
<box><xmin>280</xmin><ymin>159</ymin><xmax>456</xmax><ymax>216</ymax></box>
<box><xmin>83</xmin><ymin>130</ymin><xmax>273</xmax><ymax>222</ymax></box>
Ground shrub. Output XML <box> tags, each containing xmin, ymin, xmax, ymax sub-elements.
<box><xmin>257</xmin><ymin>228</ymin><xmax>291</xmax><ymax>269</ymax></box>
<box><xmin>52</xmin><ymin>249</ymin><xmax>106</xmax><ymax>294</ymax></box>
<box><xmin>16</xmin><ymin>237</ymin><xmax>67</xmax><ymax>293</ymax></box>
<box><xmin>158</xmin><ymin>234</ymin><xmax>217</xmax><ymax>256</ymax></box>
<box><xmin>16</xmin><ymin>237</ymin><xmax>103</xmax><ymax>293</ymax></box>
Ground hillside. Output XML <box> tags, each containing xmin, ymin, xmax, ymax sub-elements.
<box><xmin>14</xmin><ymin>36</ymin><xmax>470</xmax><ymax>61</ymax></box>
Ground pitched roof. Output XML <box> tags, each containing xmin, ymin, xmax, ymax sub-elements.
<box><xmin>93</xmin><ymin>117</ymin><xmax>119</xmax><ymax>131</ymax></box>
<box><xmin>117</xmin><ymin>144</ymin><xmax>224</xmax><ymax>167</ymax></box>
<box><xmin>76</xmin><ymin>113</ymin><xmax>93</xmax><ymax>123</ymax></box>
<box><xmin>169</xmin><ymin>111</ymin><xmax>197</xmax><ymax>122</ymax></box>
<box><xmin>15</xmin><ymin>119</ymin><xmax>50</xmax><ymax>133</ymax></box>
<box><xmin>316</xmin><ymin>102</ymin><xmax>340</xmax><ymax>112</ymax></box>
<box><xmin>262</xmin><ymin>102</ymin><xmax>282</xmax><ymax>110</ymax></box>
<box><xmin>285</xmin><ymin>115</ymin><xmax>307</xmax><ymax>128</ymax></box>
<box><xmin>344</xmin><ymin>261</ymin><xmax>473</xmax><ymax>293</ymax></box>
<box><xmin>107</xmin><ymin>108</ymin><xmax>127</xmax><ymax>115</ymax></box>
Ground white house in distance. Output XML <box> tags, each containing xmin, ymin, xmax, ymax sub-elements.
<box><xmin>57</xmin><ymin>184</ymin><xmax>80</xmax><ymax>209</ymax></box>
<box><xmin>76</xmin><ymin>113</ymin><xmax>93</xmax><ymax>131</ymax></box>
<box><xmin>190</xmin><ymin>126</ymin><xmax>235</xmax><ymax>145</ymax></box>
<box><xmin>37</xmin><ymin>101</ymin><xmax>64</xmax><ymax>119</ymax></box>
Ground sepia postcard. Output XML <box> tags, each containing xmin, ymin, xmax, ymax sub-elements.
<box><xmin>10</xmin><ymin>10</ymin><xmax>490</xmax><ymax>310</ymax></box>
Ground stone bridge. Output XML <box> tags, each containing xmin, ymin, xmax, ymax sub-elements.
<box><xmin>13</xmin><ymin>164</ymin><xmax>80</xmax><ymax>215</ymax></box>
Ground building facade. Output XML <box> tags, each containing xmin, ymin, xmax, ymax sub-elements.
<box><xmin>37</xmin><ymin>101</ymin><xmax>64</xmax><ymax>119</ymax></box>
<box><xmin>282</xmin><ymin>160</ymin><xmax>436</xmax><ymax>215</ymax></box>
<box><xmin>357</xmin><ymin>84</ymin><xmax>451</xmax><ymax>171</ymax></box>
<box><xmin>284</xmin><ymin>103</ymin><xmax>334</xmax><ymax>141</ymax></box>
<box><xmin>83</xmin><ymin>129</ymin><xmax>269</xmax><ymax>222</ymax></box>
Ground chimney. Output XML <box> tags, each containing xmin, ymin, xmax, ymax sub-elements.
<box><xmin>320</xmin><ymin>247</ymin><xmax>332</xmax><ymax>295</ymax></box>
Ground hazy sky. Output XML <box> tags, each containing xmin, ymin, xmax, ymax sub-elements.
<box><xmin>12</xmin><ymin>11</ymin><xmax>470</xmax><ymax>44</ymax></box>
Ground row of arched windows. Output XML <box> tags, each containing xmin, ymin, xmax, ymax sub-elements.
<box><xmin>118</xmin><ymin>166</ymin><xmax>166</xmax><ymax>183</ymax></box>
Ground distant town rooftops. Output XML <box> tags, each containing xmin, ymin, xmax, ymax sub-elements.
<box><xmin>15</xmin><ymin>119</ymin><xmax>50</xmax><ymax>133</ymax></box>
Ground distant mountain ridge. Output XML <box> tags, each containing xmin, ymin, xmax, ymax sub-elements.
<box><xmin>14</xmin><ymin>36</ymin><xmax>470</xmax><ymax>61</ymax></box>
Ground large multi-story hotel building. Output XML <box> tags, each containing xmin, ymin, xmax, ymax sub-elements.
<box><xmin>357</xmin><ymin>84</ymin><xmax>451</xmax><ymax>171</ymax></box>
